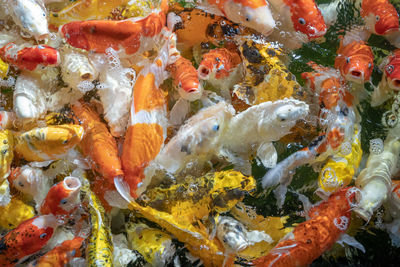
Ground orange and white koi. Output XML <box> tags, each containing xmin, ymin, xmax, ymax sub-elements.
<box><xmin>28</xmin><ymin>236</ymin><xmax>85</xmax><ymax>267</ymax></box>
<box><xmin>40</xmin><ymin>176</ymin><xmax>81</xmax><ymax>216</ymax></box>
<box><xmin>14</xmin><ymin>125</ymin><xmax>84</xmax><ymax>162</ymax></box>
<box><xmin>262</xmin><ymin>63</ymin><xmax>356</xmax><ymax>207</ymax></box>
<box><xmin>59</xmin><ymin>0</ymin><xmax>168</xmax><ymax>57</ymax></box>
<box><xmin>117</xmin><ymin>28</ymin><xmax>171</xmax><ymax>199</ymax></box>
<box><xmin>371</xmin><ymin>49</ymin><xmax>400</xmax><ymax>106</ymax></box>
<box><xmin>253</xmin><ymin>187</ymin><xmax>363</xmax><ymax>267</ymax></box>
<box><xmin>269</xmin><ymin>0</ymin><xmax>327</xmax><ymax>39</ymax></box>
<box><xmin>0</xmin><ymin>43</ymin><xmax>60</xmax><ymax>72</ymax></box>
<box><xmin>0</xmin><ymin>214</ymin><xmax>60</xmax><ymax>267</ymax></box>
<box><xmin>361</xmin><ymin>0</ymin><xmax>399</xmax><ymax>36</ymax></box>
<box><xmin>0</xmin><ymin>111</ymin><xmax>16</xmax><ymax>130</ymax></box>
<box><xmin>335</xmin><ymin>37</ymin><xmax>374</xmax><ymax>84</ymax></box>
<box><xmin>201</xmin><ymin>0</ymin><xmax>275</xmax><ymax>36</ymax></box>
<box><xmin>6</xmin><ymin>0</ymin><xmax>49</xmax><ymax>40</ymax></box>
<box><xmin>198</xmin><ymin>47</ymin><xmax>243</xmax><ymax>97</ymax></box>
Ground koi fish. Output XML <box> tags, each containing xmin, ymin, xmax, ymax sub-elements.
<box><xmin>117</xmin><ymin>28</ymin><xmax>171</xmax><ymax>199</ymax></box>
<box><xmin>14</xmin><ymin>125</ymin><xmax>84</xmax><ymax>162</ymax></box>
<box><xmin>262</xmin><ymin>63</ymin><xmax>356</xmax><ymax>207</ymax></box>
<box><xmin>253</xmin><ymin>187</ymin><xmax>362</xmax><ymax>267</ymax></box>
<box><xmin>198</xmin><ymin>47</ymin><xmax>243</xmax><ymax>98</ymax></box>
<box><xmin>28</xmin><ymin>236</ymin><xmax>85</xmax><ymax>267</ymax></box>
<box><xmin>0</xmin><ymin>215</ymin><xmax>60</xmax><ymax>267</ymax></box>
<box><xmin>6</xmin><ymin>0</ymin><xmax>49</xmax><ymax>40</ymax></box>
<box><xmin>269</xmin><ymin>0</ymin><xmax>327</xmax><ymax>39</ymax></box>
<box><xmin>0</xmin><ymin>196</ymin><xmax>35</xmax><ymax>229</ymax></box>
<box><xmin>49</xmin><ymin>0</ymin><xmax>130</xmax><ymax>27</ymax></box>
<box><xmin>59</xmin><ymin>0</ymin><xmax>168</xmax><ymax>57</ymax></box>
<box><xmin>334</xmin><ymin>38</ymin><xmax>374</xmax><ymax>84</ymax></box>
<box><xmin>81</xmin><ymin>178</ymin><xmax>114</xmax><ymax>267</ymax></box>
<box><xmin>0</xmin><ymin>130</ymin><xmax>14</xmax><ymax>180</ymax></box>
<box><xmin>71</xmin><ymin>101</ymin><xmax>123</xmax><ymax>182</ymax></box>
<box><xmin>371</xmin><ymin>49</ymin><xmax>400</xmax><ymax>106</ymax></box>
<box><xmin>0</xmin><ymin>43</ymin><xmax>60</xmax><ymax>72</ymax></box>
<box><xmin>40</xmin><ymin>176</ymin><xmax>81</xmax><ymax>216</ymax></box>
<box><xmin>201</xmin><ymin>0</ymin><xmax>276</xmax><ymax>36</ymax></box>
<box><xmin>0</xmin><ymin>58</ymin><xmax>8</xmax><ymax>78</ymax></box>
<box><xmin>361</xmin><ymin>0</ymin><xmax>399</xmax><ymax>36</ymax></box>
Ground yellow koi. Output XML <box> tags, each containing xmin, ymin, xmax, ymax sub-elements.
<box><xmin>14</xmin><ymin>125</ymin><xmax>83</xmax><ymax>162</ymax></box>
<box><xmin>233</xmin><ymin>40</ymin><xmax>304</xmax><ymax>105</ymax></box>
<box><xmin>81</xmin><ymin>178</ymin><xmax>114</xmax><ymax>267</ymax></box>
<box><xmin>0</xmin><ymin>130</ymin><xmax>13</xmax><ymax>180</ymax></box>
<box><xmin>319</xmin><ymin>125</ymin><xmax>362</xmax><ymax>193</ymax></box>
<box><xmin>49</xmin><ymin>0</ymin><xmax>130</xmax><ymax>27</ymax></box>
<box><xmin>0</xmin><ymin>196</ymin><xmax>35</xmax><ymax>229</ymax></box>
<box><xmin>0</xmin><ymin>58</ymin><xmax>8</xmax><ymax>79</ymax></box>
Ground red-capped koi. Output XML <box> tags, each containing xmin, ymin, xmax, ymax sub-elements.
<box><xmin>203</xmin><ymin>0</ymin><xmax>275</xmax><ymax>36</ymax></box>
<box><xmin>0</xmin><ymin>43</ymin><xmax>60</xmax><ymax>72</ymax></box>
<box><xmin>335</xmin><ymin>38</ymin><xmax>374</xmax><ymax>84</ymax></box>
<box><xmin>198</xmin><ymin>47</ymin><xmax>242</xmax><ymax>80</ymax></box>
<box><xmin>0</xmin><ymin>215</ymin><xmax>60</xmax><ymax>267</ymax></box>
<box><xmin>117</xmin><ymin>29</ymin><xmax>171</xmax><ymax>199</ymax></box>
<box><xmin>28</xmin><ymin>236</ymin><xmax>84</xmax><ymax>267</ymax></box>
<box><xmin>40</xmin><ymin>177</ymin><xmax>81</xmax><ymax>216</ymax></box>
<box><xmin>59</xmin><ymin>0</ymin><xmax>168</xmax><ymax>56</ymax></box>
<box><xmin>361</xmin><ymin>0</ymin><xmax>399</xmax><ymax>36</ymax></box>
<box><xmin>269</xmin><ymin>0</ymin><xmax>327</xmax><ymax>39</ymax></box>
<box><xmin>253</xmin><ymin>187</ymin><xmax>361</xmax><ymax>267</ymax></box>
<box><xmin>383</xmin><ymin>49</ymin><xmax>400</xmax><ymax>90</ymax></box>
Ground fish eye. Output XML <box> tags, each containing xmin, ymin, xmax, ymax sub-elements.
<box><xmin>18</xmin><ymin>181</ymin><xmax>24</xmax><ymax>187</ymax></box>
<box><xmin>387</xmin><ymin>65</ymin><xmax>394</xmax><ymax>74</ymax></box>
<box><xmin>60</xmin><ymin>199</ymin><xmax>68</xmax><ymax>205</ymax></box>
<box><xmin>39</xmin><ymin>233</ymin><xmax>47</xmax><ymax>239</ymax></box>
<box><xmin>43</xmin><ymin>13</ymin><xmax>46</xmax><ymax>17</ymax></box>
<box><xmin>298</xmin><ymin>18</ymin><xmax>306</xmax><ymax>25</ymax></box>
<box><xmin>212</xmin><ymin>124</ymin><xmax>220</xmax><ymax>131</ymax></box>
<box><xmin>346</xmin><ymin>57</ymin><xmax>350</xmax><ymax>64</ymax></box>
<box><xmin>376</xmin><ymin>15</ymin><xmax>380</xmax><ymax>21</ymax></box>
<box><xmin>245</xmin><ymin>15</ymin><xmax>250</xmax><ymax>22</ymax></box>
<box><xmin>368</xmin><ymin>63</ymin><xmax>372</xmax><ymax>69</ymax></box>
<box><xmin>62</xmin><ymin>139</ymin><xmax>68</xmax><ymax>144</ymax></box>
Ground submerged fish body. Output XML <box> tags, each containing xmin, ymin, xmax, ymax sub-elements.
<box><xmin>14</xmin><ymin>125</ymin><xmax>84</xmax><ymax>162</ymax></box>
<box><xmin>7</xmin><ymin>0</ymin><xmax>49</xmax><ymax>40</ymax></box>
<box><xmin>0</xmin><ymin>43</ymin><xmax>60</xmax><ymax>72</ymax></box>
<box><xmin>253</xmin><ymin>187</ymin><xmax>356</xmax><ymax>267</ymax></box>
<box><xmin>204</xmin><ymin>0</ymin><xmax>276</xmax><ymax>36</ymax></box>
<box><xmin>0</xmin><ymin>196</ymin><xmax>35</xmax><ymax>230</ymax></box>
<box><xmin>59</xmin><ymin>0</ymin><xmax>168</xmax><ymax>57</ymax></box>
<box><xmin>335</xmin><ymin>38</ymin><xmax>374</xmax><ymax>84</ymax></box>
<box><xmin>40</xmin><ymin>176</ymin><xmax>82</xmax><ymax>216</ymax></box>
<box><xmin>0</xmin><ymin>214</ymin><xmax>60</xmax><ymax>267</ymax></box>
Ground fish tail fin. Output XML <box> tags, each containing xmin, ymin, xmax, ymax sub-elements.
<box><xmin>114</xmin><ymin>176</ymin><xmax>136</xmax><ymax>205</ymax></box>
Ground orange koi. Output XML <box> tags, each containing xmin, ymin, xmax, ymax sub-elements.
<box><xmin>59</xmin><ymin>0</ymin><xmax>168</xmax><ymax>56</ymax></box>
<box><xmin>40</xmin><ymin>177</ymin><xmax>81</xmax><ymax>216</ymax></box>
<box><xmin>383</xmin><ymin>49</ymin><xmax>400</xmax><ymax>90</ymax></box>
<box><xmin>28</xmin><ymin>237</ymin><xmax>85</xmax><ymax>267</ymax></box>
<box><xmin>71</xmin><ymin>101</ymin><xmax>123</xmax><ymax>182</ymax></box>
<box><xmin>0</xmin><ymin>215</ymin><xmax>60</xmax><ymax>267</ymax></box>
<box><xmin>335</xmin><ymin>38</ymin><xmax>374</xmax><ymax>84</ymax></box>
<box><xmin>0</xmin><ymin>43</ymin><xmax>60</xmax><ymax>72</ymax></box>
<box><xmin>269</xmin><ymin>0</ymin><xmax>327</xmax><ymax>39</ymax></box>
<box><xmin>361</xmin><ymin>0</ymin><xmax>399</xmax><ymax>36</ymax></box>
<box><xmin>167</xmin><ymin>56</ymin><xmax>202</xmax><ymax>101</ymax></box>
<box><xmin>198</xmin><ymin>47</ymin><xmax>242</xmax><ymax>80</ymax></box>
<box><xmin>253</xmin><ymin>187</ymin><xmax>358</xmax><ymax>267</ymax></box>
<box><xmin>117</xmin><ymin>30</ymin><xmax>171</xmax><ymax>199</ymax></box>
<box><xmin>204</xmin><ymin>0</ymin><xmax>275</xmax><ymax>36</ymax></box>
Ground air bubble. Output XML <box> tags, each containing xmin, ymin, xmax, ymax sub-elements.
<box><xmin>77</xmin><ymin>80</ymin><xmax>95</xmax><ymax>93</ymax></box>
<box><xmin>369</xmin><ymin>138</ymin><xmax>383</xmax><ymax>155</ymax></box>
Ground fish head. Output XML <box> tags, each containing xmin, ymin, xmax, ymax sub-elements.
<box><xmin>273</xmin><ymin>99</ymin><xmax>309</xmax><ymax>127</ymax></box>
<box><xmin>384</xmin><ymin>53</ymin><xmax>400</xmax><ymax>91</ymax></box>
<box><xmin>40</xmin><ymin>176</ymin><xmax>82</xmax><ymax>215</ymax></box>
<box><xmin>337</xmin><ymin>55</ymin><xmax>373</xmax><ymax>84</ymax></box>
<box><xmin>223</xmin><ymin>0</ymin><xmax>275</xmax><ymax>36</ymax></box>
<box><xmin>178</xmin><ymin>80</ymin><xmax>203</xmax><ymax>101</ymax></box>
<box><xmin>287</xmin><ymin>0</ymin><xmax>327</xmax><ymax>39</ymax></box>
<box><xmin>364</xmin><ymin>4</ymin><xmax>399</xmax><ymax>35</ymax></box>
<box><xmin>48</xmin><ymin>125</ymin><xmax>84</xmax><ymax>148</ymax></box>
<box><xmin>9</xmin><ymin>166</ymin><xmax>41</xmax><ymax>197</ymax></box>
<box><xmin>59</xmin><ymin>22</ymin><xmax>89</xmax><ymax>51</ymax></box>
